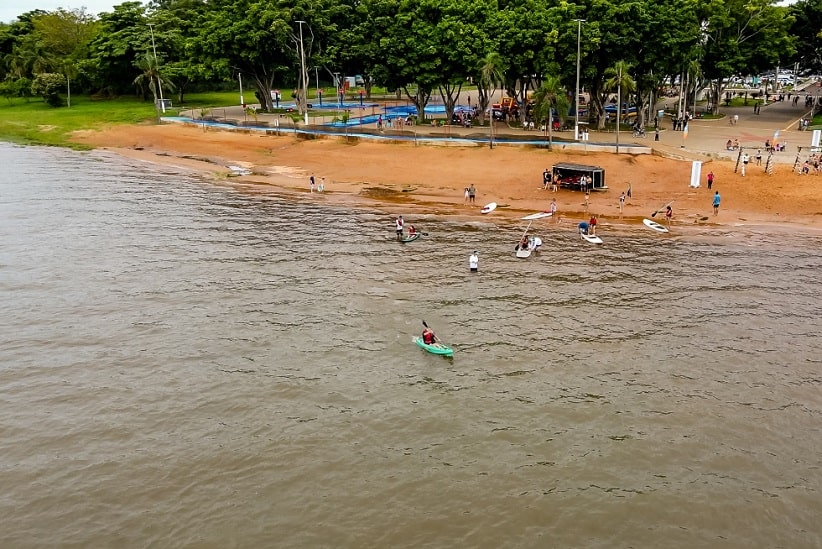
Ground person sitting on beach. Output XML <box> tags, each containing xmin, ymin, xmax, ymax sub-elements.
<box><xmin>726</xmin><ymin>139</ymin><xmax>734</xmax><ymax>151</ymax></box>
<box><xmin>422</xmin><ymin>328</ymin><xmax>436</xmax><ymax>345</ymax></box>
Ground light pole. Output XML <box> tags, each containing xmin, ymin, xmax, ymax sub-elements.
<box><xmin>574</xmin><ymin>18</ymin><xmax>585</xmax><ymax>141</ymax></box>
<box><xmin>296</xmin><ymin>20</ymin><xmax>308</xmax><ymax>123</ymax></box>
<box><xmin>237</xmin><ymin>70</ymin><xmax>244</xmax><ymax>107</ymax></box>
<box><xmin>148</xmin><ymin>23</ymin><xmax>165</xmax><ymax>114</ymax></box>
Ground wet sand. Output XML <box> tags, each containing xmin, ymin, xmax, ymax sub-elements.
<box><xmin>70</xmin><ymin>122</ymin><xmax>822</xmax><ymax>234</ymax></box>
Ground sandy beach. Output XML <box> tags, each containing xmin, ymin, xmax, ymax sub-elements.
<box><xmin>70</xmin><ymin>121</ymin><xmax>822</xmax><ymax>234</ymax></box>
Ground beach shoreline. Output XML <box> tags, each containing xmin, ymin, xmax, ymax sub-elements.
<box><xmin>71</xmin><ymin>122</ymin><xmax>822</xmax><ymax>236</ymax></box>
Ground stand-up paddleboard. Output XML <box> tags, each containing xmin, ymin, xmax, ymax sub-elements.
<box><xmin>643</xmin><ymin>218</ymin><xmax>669</xmax><ymax>233</ymax></box>
<box><xmin>515</xmin><ymin>247</ymin><xmax>532</xmax><ymax>258</ymax></box>
<box><xmin>521</xmin><ymin>211</ymin><xmax>553</xmax><ymax>220</ymax></box>
<box><xmin>481</xmin><ymin>202</ymin><xmax>497</xmax><ymax>214</ymax></box>
<box><xmin>581</xmin><ymin>233</ymin><xmax>603</xmax><ymax>244</ymax></box>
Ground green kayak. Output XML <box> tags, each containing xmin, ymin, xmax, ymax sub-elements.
<box><xmin>414</xmin><ymin>336</ymin><xmax>454</xmax><ymax>357</ymax></box>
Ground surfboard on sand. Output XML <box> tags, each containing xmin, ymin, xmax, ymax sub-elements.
<box><xmin>581</xmin><ymin>233</ymin><xmax>603</xmax><ymax>244</ymax></box>
<box><xmin>521</xmin><ymin>211</ymin><xmax>553</xmax><ymax>220</ymax></box>
<box><xmin>481</xmin><ymin>202</ymin><xmax>497</xmax><ymax>214</ymax></box>
<box><xmin>643</xmin><ymin>218</ymin><xmax>669</xmax><ymax>233</ymax></box>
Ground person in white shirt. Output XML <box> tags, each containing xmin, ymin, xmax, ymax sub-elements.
<box><xmin>469</xmin><ymin>251</ymin><xmax>479</xmax><ymax>272</ymax></box>
<box><xmin>395</xmin><ymin>215</ymin><xmax>404</xmax><ymax>239</ymax></box>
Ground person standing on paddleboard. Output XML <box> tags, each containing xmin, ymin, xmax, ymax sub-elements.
<box><xmin>589</xmin><ymin>214</ymin><xmax>598</xmax><ymax>235</ymax></box>
<box><xmin>469</xmin><ymin>251</ymin><xmax>479</xmax><ymax>273</ymax></box>
<box><xmin>395</xmin><ymin>215</ymin><xmax>404</xmax><ymax>239</ymax></box>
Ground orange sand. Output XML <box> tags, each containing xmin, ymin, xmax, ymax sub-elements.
<box><xmin>71</xmin><ymin>123</ymin><xmax>822</xmax><ymax>234</ymax></box>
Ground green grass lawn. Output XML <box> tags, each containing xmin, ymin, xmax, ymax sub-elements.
<box><xmin>0</xmin><ymin>88</ymin><xmax>398</xmax><ymax>147</ymax></box>
<box><xmin>0</xmin><ymin>95</ymin><xmax>159</xmax><ymax>148</ymax></box>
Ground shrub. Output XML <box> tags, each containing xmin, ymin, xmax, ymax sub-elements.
<box><xmin>31</xmin><ymin>73</ymin><xmax>66</xmax><ymax>107</ymax></box>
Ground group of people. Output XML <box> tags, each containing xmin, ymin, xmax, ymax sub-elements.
<box><xmin>577</xmin><ymin>214</ymin><xmax>599</xmax><ymax>236</ymax></box>
<box><xmin>394</xmin><ymin>215</ymin><xmax>419</xmax><ymax>239</ymax></box>
<box><xmin>308</xmin><ymin>174</ymin><xmax>326</xmax><ymax>192</ymax></box>
<box><xmin>799</xmin><ymin>155</ymin><xmax>821</xmax><ymax>175</ymax></box>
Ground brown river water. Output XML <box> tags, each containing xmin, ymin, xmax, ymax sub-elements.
<box><xmin>1</xmin><ymin>142</ymin><xmax>821</xmax><ymax>548</ymax></box>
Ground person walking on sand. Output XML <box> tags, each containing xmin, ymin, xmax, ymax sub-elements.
<box><xmin>755</xmin><ymin>149</ymin><xmax>762</xmax><ymax>166</ymax></box>
<box><xmin>309</xmin><ymin>175</ymin><xmax>315</xmax><ymax>193</ymax></box>
<box><xmin>463</xmin><ymin>187</ymin><xmax>470</xmax><ymax>205</ymax></box>
<box><xmin>665</xmin><ymin>205</ymin><xmax>672</xmax><ymax>227</ymax></box>
<box><xmin>395</xmin><ymin>215</ymin><xmax>404</xmax><ymax>239</ymax></box>
<box><xmin>713</xmin><ymin>191</ymin><xmax>721</xmax><ymax>216</ymax></box>
<box><xmin>619</xmin><ymin>192</ymin><xmax>626</xmax><ymax>215</ymax></box>
<box><xmin>549</xmin><ymin>198</ymin><xmax>558</xmax><ymax>222</ymax></box>
<box><xmin>318</xmin><ymin>177</ymin><xmax>325</xmax><ymax>192</ymax></box>
<box><xmin>468</xmin><ymin>184</ymin><xmax>476</xmax><ymax>205</ymax></box>
<box><xmin>707</xmin><ymin>171</ymin><xmax>714</xmax><ymax>190</ymax></box>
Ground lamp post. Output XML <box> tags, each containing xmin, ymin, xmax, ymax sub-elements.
<box><xmin>573</xmin><ymin>18</ymin><xmax>586</xmax><ymax>141</ymax></box>
<box><xmin>296</xmin><ymin>20</ymin><xmax>308</xmax><ymax>123</ymax></box>
<box><xmin>237</xmin><ymin>70</ymin><xmax>244</xmax><ymax>107</ymax></box>
<box><xmin>148</xmin><ymin>23</ymin><xmax>165</xmax><ymax>114</ymax></box>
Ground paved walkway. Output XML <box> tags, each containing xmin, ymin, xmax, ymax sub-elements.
<box><xmin>177</xmin><ymin>83</ymin><xmax>821</xmax><ymax>165</ymax></box>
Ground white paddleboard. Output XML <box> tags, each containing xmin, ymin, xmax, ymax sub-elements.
<box><xmin>643</xmin><ymin>218</ymin><xmax>669</xmax><ymax>233</ymax></box>
<box><xmin>521</xmin><ymin>211</ymin><xmax>553</xmax><ymax>220</ymax></box>
<box><xmin>481</xmin><ymin>202</ymin><xmax>497</xmax><ymax>214</ymax></box>
<box><xmin>515</xmin><ymin>248</ymin><xmax>532</xmax><ymax>258</ymax></box>
<box><xmin>581</xmin><ymin>233</ymin><xmax>603</xmax><ymax>244</ymax></box>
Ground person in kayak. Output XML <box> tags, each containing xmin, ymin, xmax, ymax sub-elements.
<box><xmin>422</xmin><ymin>327</ymin><xmax>437</xmax><ymax>345</ymax></box>
<box><xmin>408</xmin><ymin>225</ymin><xmax>417</xmax><ymax>236</ymax></box>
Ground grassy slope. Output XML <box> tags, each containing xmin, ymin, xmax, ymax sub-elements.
<box><xmin>0</xmin><ymin>92</ymin><xmax>241</xmax><ymax>148</ymax></box>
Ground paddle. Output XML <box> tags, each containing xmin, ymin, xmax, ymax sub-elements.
<box><xmin>515</xmin><ymin>220</ymin><xmax>533</xmax><ymax>250</ymax></box>
<box><xmin>651</xmin><ymin>200</ymin><xmax>674</xmax><ymax>217</ymax></box>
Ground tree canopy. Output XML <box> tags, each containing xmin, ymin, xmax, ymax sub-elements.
<box><xmin>0</xmin><ymin>0</ymin><xmax>812</xmax><ymax>117</ymax></box>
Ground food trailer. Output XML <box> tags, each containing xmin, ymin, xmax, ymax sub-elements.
<box><xmin>552</xmin><ymin>163</ymin><xmax>607</xmax><ymax>191</ymax></box>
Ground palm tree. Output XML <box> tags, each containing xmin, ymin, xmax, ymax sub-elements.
<box><xmin>479</xmin><ymin>52</ymin><xmax>504</xmax><ymax>148</ymax></box>
<box><xmin>133</xmin><ymin>53</ymin><xmax>174</xmax><ymax>104</ymax></box>
<box><xmin>531</xmin><ymin>75</ymin><xmax>570</xmax><ymax>150</ymax></box>
<box><xmin>604</xmin><ymin>60</ymin><xmax>636</xmax><ymax>154</ymax></box>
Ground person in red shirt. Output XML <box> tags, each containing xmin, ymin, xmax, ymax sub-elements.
<box><xmin>422</xmin><ymin>328</ymin><xmax>436</xmax><ymax>345</ymax></box>
<box><xmin>665</xmin><ymin>205</ymin><xmax>673</xmax><ymax>227</ymax></box>
<box><xmin>589</xmin><ymin>214</ymin><xmax>598</xmax><ymax>235</ymax></box>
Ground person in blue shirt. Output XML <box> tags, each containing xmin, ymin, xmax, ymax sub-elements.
<box><xmin>713</xmin><ymin>191</ymin><xmax>721</xmax><ymax>216</ymax></box>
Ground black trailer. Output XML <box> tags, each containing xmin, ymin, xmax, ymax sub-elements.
<box><xmin>552</xmin><ymin>163</ymin><xmax>607</xmax><ymax>191</ymax></box>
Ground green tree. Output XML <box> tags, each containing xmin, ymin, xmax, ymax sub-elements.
<box><xmin>489</xmin><ymin>0</ymin><xmax>561</xmax><ymax>125</ymax></box>
<box><xmin>604</xmin><ymin>60</ymin><xmax>636</xmax><ymax>153</ymax></box>
<box><xmin>477</xmin><ymin>52</ymin><xmax>504</xmax><ymax>126</ymax></box>
<box><xmin>86</xmin><ymin>2</ymin><xmax>149</xmax><ymax>95</ymax></box>
<box><xmin>31</xmin><ymin>71</ymin><xmax>64</xmax><ymax>106</ymax></box>
<box><xmin>789</xmin><ymin>0</ymin><xmax>822</xmax><ymax>75</ymax></box>
<box><xmin>191</xmin><ymin>0</ymin><xmax>293</xmax><ymax>112</ymax></box>
<box><xmin>32</xmin><ymin>8</ymin><xmax>99</xmax><ymax>106</ymax></box>
<box><xmin>531</xmin><ymin>74</ymin><xmax>569</xmax><ymax>149</ymax></box>
<box><xmin>699</xmin><ymin>0</ymin><xmax>795</xmax><ymax>115</ymax></box>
